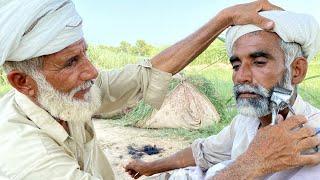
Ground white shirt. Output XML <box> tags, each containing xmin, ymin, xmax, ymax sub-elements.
<box><xmin>191</xmin><ymin>95</ymin><xmax>320</xmax><ymax>179</ymax></box>
<box><xmin>0</xmin><ymin>60</ymin><xmax>172</xmax><ymax>180</ymax></box>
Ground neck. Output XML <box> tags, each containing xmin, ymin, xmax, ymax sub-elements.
<box><xmin>259</xmin><ymin>92</ymin><xmax>297</xmax><ymax>127</ymax></box>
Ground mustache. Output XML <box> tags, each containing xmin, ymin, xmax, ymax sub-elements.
<box><xmin>69</xmin><ymin>80</ymin><xmax>94</xmax><ymax>97</ymax></box>
<box><xmin>233</xmin><ymin>84</ymin><xmax>271</xmax><ymax>99</ymax></box>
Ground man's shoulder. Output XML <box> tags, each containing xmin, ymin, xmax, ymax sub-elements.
<box><xmin>0</xmin><ymin>91</ymin><xmax>63</xmax><ymax>178</ymax></box>
<box><xmin>0</xmin><ymin>90</ymin><xmax>36</xmax><ymax>127</ymax></box>
<box><xmin>0</xmin><ymin>116</ymin><xmax>67</xmax><ymax>179</ymax></box>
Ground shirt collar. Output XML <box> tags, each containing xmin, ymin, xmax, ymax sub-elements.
<box><xmin>14</xmin><ymin>90</ymin><xmax>69</xmax><ymax>144</ymax></box>
<box><xmin>287</xmin><ymin>94</ymin><xmax>305</xmax><ymax>118</ymax></box>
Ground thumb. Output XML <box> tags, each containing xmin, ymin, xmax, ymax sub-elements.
<box><xmin>253</xmin><ymin>15</ymin><xmax>275</xmax><ymax>30</ymax></box>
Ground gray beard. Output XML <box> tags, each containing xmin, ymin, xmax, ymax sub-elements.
<box><xmin>234</xmin><ymin>84</ymin><xmax>271</xmax><ymax>118</ymax></box>
<box><xmin>31</xmin><ymin>71</ymin><xmax>102</xmax><ymax>123</ymax></box>
<box><xmin>233</xmin><ymin>69</ymin><xmax>293</xmax><ymax>118</ymax></box>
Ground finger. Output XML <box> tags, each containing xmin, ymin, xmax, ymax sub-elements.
<box><xmin>124</xmin><ymin>165</ymin><xmax>131</xmax><ymax>172</ymax></box>
<box><xmin>277</xmin><ymin>114</ymin><xmax>284</xmax><ymax>124</ymax></box>
<box><xmin>128</xmin><ymin>170</ymin><xmax>136</xmax><ymax>176</ymax></box>
<box><xmin>299</xmin><ymin>152</ymin><xmax>320</xmax><ymax>165</ymax></box>
<box><xmin>294</xmin><ymin>127</ymin><xmax>316</xmax><ymax>140</ymax></box>
<box><xmin>261</xmin><ymin>0</ymin><xmax>284</xmax><ymax>11</ymax></box>
<box><xmin>279</xmin><ymin>115</ymin><xmax>307</xmax><ymax>130</ymax></box>
<box><xmin>251</xmin><ymin>15</ymin><xmax>274</xmax><ymax>30</ymax></box>
<box><xmin>133</xmin><ymin>172</ymin><xmax>142</xmax><ymax>179</ymax></box>
<box><xmin>297</xmin><ymin>136</ymin><xmax>320</xmax><ymax>151</ymax></box>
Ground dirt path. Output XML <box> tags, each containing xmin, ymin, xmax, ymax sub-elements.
<box><xmin>94</xmin><ymin>119</ymin><xmax>191</xmax><ymax>179</ymax></box>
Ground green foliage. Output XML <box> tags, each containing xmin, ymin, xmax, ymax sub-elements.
<box><xmin>191</xmin><ymin>40</ymin><xmax>229</xmax><ymax>65</ymax></box>
<box><xmin>0</xmin><ymin>40</ymin><xmax>319</xmax><ymax>142</ymax></box>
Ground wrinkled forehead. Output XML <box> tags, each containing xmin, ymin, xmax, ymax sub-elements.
<box><xmin>230</xmin><ymin>31</ymin><xmax>282</xmax><ymax>56</ymax></box>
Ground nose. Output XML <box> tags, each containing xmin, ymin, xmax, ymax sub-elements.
<box><xmin>79</xmin><ymin>57</ymin><xmax>98</xmax><ymax>81</ymax></box>
<box><xmin>233</xmin><ymin>63</ymin><xmax>253</xmax><ymax>84</ymax></box>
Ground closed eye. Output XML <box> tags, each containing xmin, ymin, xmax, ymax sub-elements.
<box><xmin>253</xmin><ymin>59</ymin><xmax>267</xmax><ymax>67</ymax></box>
<box><xmin>232</xmin><ymin>64</ymin><xmax>240</xmax><ymax>71</ymax></box>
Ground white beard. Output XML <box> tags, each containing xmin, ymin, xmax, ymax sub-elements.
<box><xmin>32</xmin><ymin>71</ymin><xmax>102</xmax><ymax>123</ymax></box>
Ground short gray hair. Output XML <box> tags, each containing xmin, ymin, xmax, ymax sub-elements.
<box><xmin>2</xmin><ymin>57</ymin><xmax>43</xmax><ymax>75</ymax></box>
<box><xmin>279</xmin><ymin>40</ymin><xmax>304</xmax><ymax>67</ymax></box>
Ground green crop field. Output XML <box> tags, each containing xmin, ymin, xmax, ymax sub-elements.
<box><xmin>1</xmin><ymin>40</ymin><xmax>319</xmax><ymax>141</ymax></box>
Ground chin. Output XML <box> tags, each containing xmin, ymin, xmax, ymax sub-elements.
<box><xmin>237</xmin><ymin>99</ymin><xmax>270</xmax><ymax>118</ymax></box>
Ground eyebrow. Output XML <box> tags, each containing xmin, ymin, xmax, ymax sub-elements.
<box><xmin>249</xmin><ymin>51</ymin><xmax>272</xmax><ymax>59</ymax></box>
<box><xmin>229</xmin><ymin>56</ymin><xmax>240</xmax><ymax>64</ymax></box>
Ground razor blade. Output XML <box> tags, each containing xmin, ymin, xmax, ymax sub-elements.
<box><xmin>270</xmin><ymin>87</ymin><xmax>294</xmax><ymax>125</ymax></box>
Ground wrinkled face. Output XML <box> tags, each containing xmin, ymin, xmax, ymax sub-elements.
<box><xmin>39</xmin><ymin>39</ymin><xmax>98</xmax><ymax>100</ymax></box>
<box><xmin>230</xmin><ymin>31</ymin><xmax>288</xmax><ymax>117</ymax></box>
<box><xmin>32</xmin><ymin>39</ymin><xmax>101</xmax><ymax>122</ymax></box>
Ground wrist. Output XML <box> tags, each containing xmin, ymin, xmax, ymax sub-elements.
<box><xmin>216</xmin><ymin>8</ymin><xmax>234</xmax><ymax>27</ymax></box>
<box><xmin>235</xmin><ymin>153</ymin><xmax>262</xmax><ymax>178</ymax></box>
<box><xmin>145</xmin><ymin>161</ymin><xmax>157</xmax><ymax>175</ymax></box>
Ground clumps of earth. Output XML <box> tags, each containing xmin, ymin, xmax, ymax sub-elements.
<box><xmin>127</xmin><ymin>144</ymin><xmax>163</xmax><ymax>159</ymax></box>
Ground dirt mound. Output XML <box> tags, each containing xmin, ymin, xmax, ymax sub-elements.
<box><xmin>136</xmin><ymin>81</ymin><xmax>220</xmax><ymax>130</ymax></box>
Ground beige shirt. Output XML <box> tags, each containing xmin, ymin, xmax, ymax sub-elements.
<box><xmin>191</xmin><ymin>95</ymin><xmax>320</xmax><ymax>179</ymax></box>
<box><xmin>0</xmin><ymin>60</ymin><xmax>172</xmax><ymax>180</ymax></box>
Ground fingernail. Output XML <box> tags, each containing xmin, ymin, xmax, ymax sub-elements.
<box><xmin>315</xmin><ymin>128</ymin><xmax>320</xmax><ymax>135</ymax></box>
<box><xmin>265</xmin><ymin>21</ymin><xmax>274</xmax><ymax>29</ymax></box>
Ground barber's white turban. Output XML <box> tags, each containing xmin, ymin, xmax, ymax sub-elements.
<box><xmin>0</xmin><ymin>0</ymin><xmax>83</xmax><ymax>65</ymax></box>
<box><xmin>226</xmin><ymin>11</ymin><xmax>320</xmax><ymax>62</ymax></box>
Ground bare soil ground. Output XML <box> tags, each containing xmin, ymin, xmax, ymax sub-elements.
<box><xmin>94</xmin><ymin>119</ymin><xmax>191</xmax><ymax>179</ymax></box>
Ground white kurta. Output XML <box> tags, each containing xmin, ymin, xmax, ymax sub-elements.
<box><xmin>185</xmin><ymin>95</ymin><xmax>320</xmax><ymax>180</ymax></box>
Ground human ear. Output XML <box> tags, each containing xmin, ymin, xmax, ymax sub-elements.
<box><xmin>290</xmin><ymin>57</ymin><xmax>308</xmax><ymax>85</ymax></box>
<box><xmin>7</xmin><ymin>70</ymin><xmax>38</xmax><ymax>98</ymax></box>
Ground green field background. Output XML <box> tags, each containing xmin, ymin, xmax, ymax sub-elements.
<box><xmin>1</xmin><ymin>41</ymin><xmax>319</xmax><ymax>141</ymax></box>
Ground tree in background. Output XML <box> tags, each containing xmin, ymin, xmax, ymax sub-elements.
<box><xmin>134</xmin><ymin>40</ymin><xmax>153</xmax><ymax>56</ymax></box>
<box><xmin>119</xmin><ymin>41</ymin><xmax>132</xmax><ymax>53</ymax></box>
<box><xmin>117</xmin><ymin>40</ymin><xmax>154</xmax><ymax>57</ymax></box>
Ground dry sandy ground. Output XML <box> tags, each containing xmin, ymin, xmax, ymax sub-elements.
<box><xmin>93</xmin><ymin>119</ymin><xmax>191</xmax><ymax>179</ymax></box>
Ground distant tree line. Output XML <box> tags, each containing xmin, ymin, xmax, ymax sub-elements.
<box><xmin>104</xmin><ymin>40</ymin><xmax>157</xmax><ymax>57</ymax></box>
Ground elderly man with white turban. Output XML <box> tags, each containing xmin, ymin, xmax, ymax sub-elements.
<box><xmin>125</xmin><ymin>10</ymin><xmax>320</xmax><ymax>180</ymax></box>
<box><xmin>0</xmin><ymin>0</ymin><xmax>287</xmax><ymax>179</ymax></box>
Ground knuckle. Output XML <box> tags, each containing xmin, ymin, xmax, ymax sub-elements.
<box><xmin>290</xmin><ymin>115</ymin><xmax>307</xmax><ymax>125</ymax></box>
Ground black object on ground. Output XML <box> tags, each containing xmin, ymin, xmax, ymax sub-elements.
<box><xmin>127</xmin><ymin>144</ymin><xmax>163</xmax><ymax>159</ymax></box>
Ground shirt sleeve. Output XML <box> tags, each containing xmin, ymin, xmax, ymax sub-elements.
<box><xmin>95</xmin><ymin>59</ymin><xmax>172</xmax><ymax>116</ymax></box>
<box><xmin>191</xmin><ymin>118</ymin><xmax>237</xmax><ymax>171</ymax></box>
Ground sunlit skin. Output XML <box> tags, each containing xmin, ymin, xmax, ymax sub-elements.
<box><xmin>230</xmin><ymin>31</ymin><xmax>287</xmax><ymax>126</ymax></box>
<box><xmin>39</xmin><ymin>39</ymin><xmax>98</xmax><ymax>100</ymax></box>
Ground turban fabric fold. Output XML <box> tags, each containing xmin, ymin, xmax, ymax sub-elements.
<box><xmin>226</xmin><ymin>11</ymin><xmax>320</xmax><ymax>62</ymax></box>
<box><xmin>0</xmin><ymin>0</ymin><xmax>83</xmax><ymax>65</ymax></box>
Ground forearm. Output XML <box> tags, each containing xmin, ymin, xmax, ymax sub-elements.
<box><xmin>147</xmin><ymin>147</ymin><xmax>196</xmax><ymax>174</ymax></box>
<box><xmin>211</xmin><ymin>154</ymin><xmax>258</xmax><ymax>180</ymax></box>
<box><xmin>150</xmin><ymin>11</ymin><xmax>232</xmax><ymax>75</ymax></box>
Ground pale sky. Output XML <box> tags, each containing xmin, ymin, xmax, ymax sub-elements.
<box><xmin>72</xmin><ymin>0</ymin><xmax>320</xmax><ymax>46</ymax></box>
